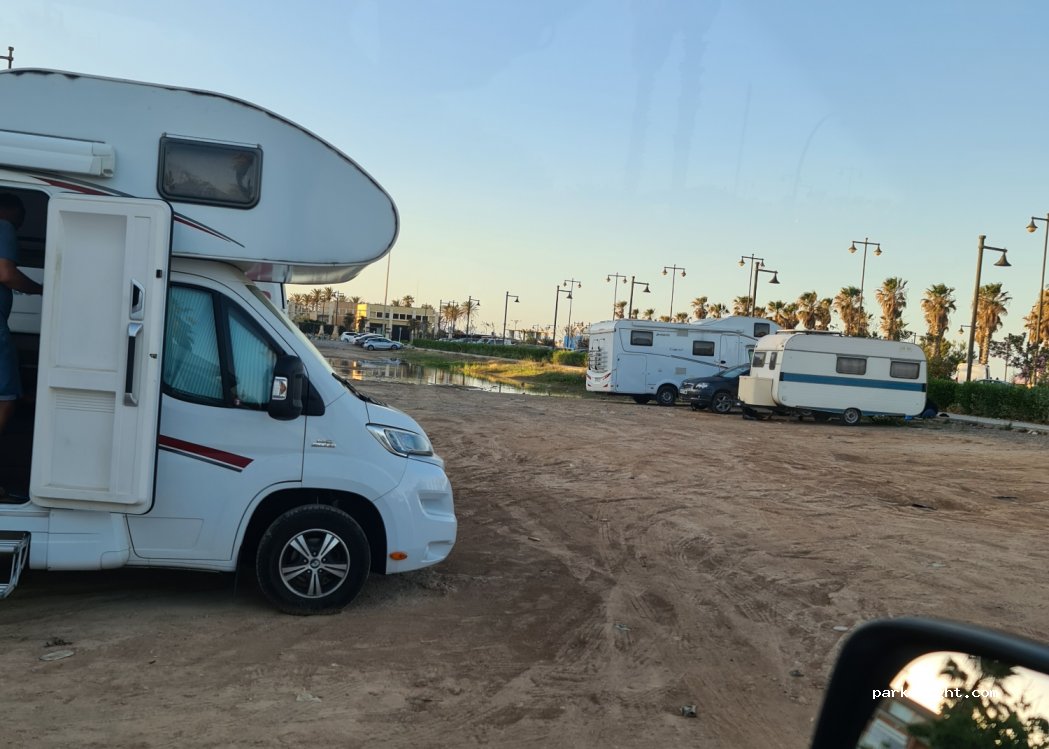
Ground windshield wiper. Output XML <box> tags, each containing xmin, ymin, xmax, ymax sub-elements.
<box><xmin>331</xmin><ymin>372</ymin><xmax>386</xmax><ymax>406</ymax></box>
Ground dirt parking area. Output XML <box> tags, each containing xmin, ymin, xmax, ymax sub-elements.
<box><xmin>3</xmin><ymin>358</ymin><xmax>1048</xmax><ymax>747</ymax></box>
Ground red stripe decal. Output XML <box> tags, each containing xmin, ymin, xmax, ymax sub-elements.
<box><xmin>158</xmin><ymin>435</ymin><xmax>253</xmax><ymax>469</ymax></box>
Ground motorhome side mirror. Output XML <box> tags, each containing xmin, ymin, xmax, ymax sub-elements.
<box><xmin>268</xmin><ymin>355</ymin><xmax>306</xmax><ymax>421</ymax></box>
<box><xmin>810</xmin><ymin>618</ymin><xmax>1049</xmax><ymax>749</ymax></box>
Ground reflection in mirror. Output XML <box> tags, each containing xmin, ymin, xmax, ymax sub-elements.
<box><xmin>858</xmin><ymin>651</ymin><xmax>1049</xmax><ymax>749</ymax></box>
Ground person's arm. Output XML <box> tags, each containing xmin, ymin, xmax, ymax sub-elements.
<box><xmin>0</xmin><ymin>258</ymin><xmax>43</xmax><ymax>295</ymax></box>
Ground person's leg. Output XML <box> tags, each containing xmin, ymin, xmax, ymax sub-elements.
<box><xmin>0</xmin><ymin>327</ymin><xmax>22</xmax><ymax>437</ymax></box>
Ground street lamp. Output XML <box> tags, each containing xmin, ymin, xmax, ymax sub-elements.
<box><xmin>563</xmin><ymin>279</ymin><xmax>582</xmax><ymax>344</ymax></box>
<box><xmin>738</xmin><ymin>254</ymin><xmax>765</xmax><ymax>315</ymax></box>
<box><xmin>965</xmin><ymin>235</ymin><xmax>1010</xmax><ymax>383</ymax></box>
<box><xmin>847</xmin><ymin>237</ymin><xmax>882</xmax><ymax>313</ymax></box>
<box><xmin>502</xmin><ymin>292</ymin><xmax>519</xmax><ymax>341</ymax></box>
<box><xmin>607</xmin><ymin>273</ymin><xmax>628</xmax><ymax>319</ymax></box>
<box><xmin>1027</xmin><ymin>214</ymin><xmax>1049</xmax><ymax>385</ymax></box>
<box><xmin>627</xmin><ymin>275</ymin><xmax>651</xmax><ymax>319</ymax></box>
<box><xmin>464</xmin><ymin>296</ymin><xmax>480</xmax><ymax>336</ymax></box>
<box><xmin>751</xmin><ymin>264</ymin><xmax>781</xmax><ymax>318</ymax></box>
<box><xmin>661</xmin><ymin>265</ymin><xmax>686</xmax><ymax>318</ymax></box>
<box><xmin>552</xmin><ymin>286</ymin><xmax>573</xmax><ymax>348</ymax></box>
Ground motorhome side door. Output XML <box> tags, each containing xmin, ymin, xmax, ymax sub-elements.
<box><xmin>31</xmin><ymin>194</ymin><xmax>171</xmax><ymax>514</ymax></box>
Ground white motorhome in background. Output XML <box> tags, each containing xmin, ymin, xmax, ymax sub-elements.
<box><xmin>586</xmin><ymin>316</ymin><xmax>778</xmax><ymax>406</ymax></box>
<box><xmin>0</xmin><ymin>69</ymin><xmax>455</xmax><ymax>614</ymax></box>
<box><xmin>738</xmin><ymin>331</ymin><xmax>928</xmax><ymax>425</ymax></box>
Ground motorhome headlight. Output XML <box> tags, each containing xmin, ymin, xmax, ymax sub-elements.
<box><xmin>367</xmin><ymin>424</ymin><xmax>434</xmax><ymax>457</ymax></box>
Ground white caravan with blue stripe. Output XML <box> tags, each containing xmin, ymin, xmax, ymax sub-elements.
<box><xmin>737</xmin><ymin>331</ymin><xmax>927</xmax><ymax>425</ymax></box>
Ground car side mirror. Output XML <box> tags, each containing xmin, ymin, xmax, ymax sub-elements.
<box><xmin>810</xmin><ymin>618</ymin><xmax>1049</xmax><ymax>748</ymax></box>
<box><xmin>268</xmin><ymin>355</ymin><xmax>306</xmax><ymax>421</ymax></box>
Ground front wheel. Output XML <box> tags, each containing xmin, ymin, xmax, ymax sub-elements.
<box><xmin>366</xmin><ymin>344</ymin><xmax>375</xmax><ymax>350</ymax></box>
<box><xmin>256</xmin><ymin>505</ymin><xmax>371</xmax><ymax>615</ymax></box>
<box><xmin>656</xmin><ymin>385</ymin><xmax>678</xmax><ymax>407</ymax></box>
<box><xmin>841</xmin><ymin>407</ymin><xmax>862</xmax><ymax>426</ymax></box>
<box><xmin>710</xmin><ymin>391</ymin><xmax>734</xmax><ymax>414</ymax></box>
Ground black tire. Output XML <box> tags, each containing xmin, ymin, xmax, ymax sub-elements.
<box><xmin>366</xmin><ymin>344</ymin><xmax>375</xmax><ymax>351</ymax></box>
<box><xmin>256</xmin><ymin>504</ymin><xmax>371</xmax><ymax>615</ymax></box>
<box><xmin>655</xmin><ymin>385</ymin><xmax>678</xmax><ymax>407</ymax></box>
<box><xmin>841</xmin><ymin>407</ymin><xmax>862</xmax><ymax>426</ymax></box>
<box><xmin>710</xmin><ymin>391</ymin><xmax>734</xmax><ymax>414</ymax></box>
<box><xmin>632</xmin><ymin>395</ymin><xmax>652</xmax><ymax>405</ymax></box>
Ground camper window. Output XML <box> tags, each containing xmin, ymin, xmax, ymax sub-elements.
<box><xmin>768</xmin><ymin>352</ymin><xmax>778</xmax><ymax>370</ymax></box>
<box><xmin>835</xmin><ymin>356</ymin><xmax>867</xmax><ymax>375</ymax></box>
<box><xmin>692</xmin><ymin>340</ymin><xmax>714</xmax><ymax>356</ymax></box>
<box><xmin>158</xmin><ymin>136</ymin><xmax>262</xmax><ymax>208</ymax></box>
<box><xmin>753</xmin><ymin>322</ymin><xmax>771</xmax><ymax>337</ymax></box>
<box><xmin>752</xmin><ymin>351</ymin><xmax>766</xmax><ymax>368</ymax></box>
<box><xmin>890</xmin><ymin>361</ymin><xmax>920</xmax><ymax>379</ymax></box>
<box><xmin>630</xmin><ymin>330</ymin><xmax>653</xmax><ymax>346</ymax></box>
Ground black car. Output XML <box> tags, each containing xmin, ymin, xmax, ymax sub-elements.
<box><xmin>680</xmin><ymin>364</ymin><xmax>750</xmax><ymax>414</ymax></box>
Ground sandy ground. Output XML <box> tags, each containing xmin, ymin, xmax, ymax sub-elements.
<box><xmin>3</xmin><ymin>347</ymin><xmax>1049</xmax><ymax>748</ymax></box>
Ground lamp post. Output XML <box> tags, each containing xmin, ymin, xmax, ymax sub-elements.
<box><xmin>562</xmin><ymin>279</ymin><xmax>582</xmax><ymax>344</ymax></box>
<box><xmin>738</xmin><ymin>254</ymin><xmax>765</xmax><ymax>315</ymax></box>
<box><xmin>965</xmin><ymin>235</ymin><xmax>1010</xmax><ymax>383</ymax></box>
<box><xmin>847</xmin><ymin>237</ymin><xmax>882</xmax><ymax>314</ymax></box>
<box><xmin>607</xmin><ymin>273</ymin><xmax>628</xmax><ymax>318</ymax></box>
<box><xmin>464</xmin><ymin>296</ymin><xmax>480</xmax><ymax>336</ymax></box>
<box><xmin>661</xmin><ymin>265</ymin><xmax>687</xmax><ymax>318</ymax></box>
<box><xmin>751</xmin><ymin>264</ymin><xmax>781</xmax><ymax>318</ymax></box>
<box><xmin>552</xmin><ymin>286</ymin><xmax>573</xmax><ymax>348</ymax></box>
<box><xmin>627</xmin><ymin>276</ymin><xmax>651</xmax><ymax>319</ymax></box>
<box><xmin>502</xmin><ymin>292</ymin><xmax>519</xmax><ymax>341</ymax></box>
<box><xmin>1026</xmin><ymin>214</ymin><xmax>1049</xmax><ymax>385</ymax></box>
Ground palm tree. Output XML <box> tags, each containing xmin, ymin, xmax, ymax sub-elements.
<box><xmin>442</xmin><ymin>302</ymin><xmax>461</xmax><ymax>334</ymax></box>
<box><xmin>674</xmin><ymin>312</ymin><xmax>689</xmax><ymax>323</ymax></box>
<box><xmin>975</xmin><ymin>282</ymin><xmax>1011</xmax><ymax>364</ymax></box>
<box><xmin>766</xmin><ymin>300</ymin><xmax>788</xmax><ymax>327</ymax></box>
<box><xmin>401</xmin><ymin>294</ymin><xmax>415</xmax><ymax>308</ymax></box>
<box><xmin>795</xmin><ymin>291</ymin><xmax>819</xmax><ymax>330</ymax></box>
<box><xmin>814</xmin><ymin>298</ymin><xmax>833</xmax><ymax>331</ymax></box>
<box><xmin>1024</xmin><ymin>288</ymin><xmax>1049</xmax><ymax>346</ymax></box>
<box><xmin>614</xmin><ymin>300</ymin><xmax>627</xmax><ymax>319</ymax></box>
<box><xmin>307</xmin><ymin>287</ymin><xmax>324</xmax><ymax>317</ymax></box>
<box><xmin>642</xmin><ymin>308</ymin><xmax>655</xmax><ymax>320</ymax></box>
<box><xmin>691</xmin><ymin>296</ymin><xmax>708</xmax><ymax>320</ymax></box>
<box><xmin>288</xmin><ymin>293</ymin><xmax>310</xmax><ymax>320</ymax></box>
<box><xmin>875</xmin><ymin>277</ymin><xmax>908</xmax><ymax>340</ymax></box>
<box><xmin>331</xmin><ymin>290</ymin><xmax>345</xmax><ymax>332</ymax></box>
<box><xmin>920</xmin><ymin>284</ymin><xmax>956</xmax><ymax>353</ymax></box>
<box><xmin>833</xmin><ymin>286</ymin><xmax>868</xmax><ymax>336</ymax></box>
<box><xmin>707</xmin><ymin>303</ymin><xmax>728</xmax><ymax>319</ymax></box>
<box><xmin>460</xmin><ymin>299</ymin><xmax>477</xmax><ymax>334</ymax></box>
<box><xmin>658</xmin><ymin>315</ymin><xmax>671</xmax><ymax>323</ymax></box>
<box><xmin>732</xmin><ymin>296</ymin><xmax>752</xmax><ymax>316</ymax></box>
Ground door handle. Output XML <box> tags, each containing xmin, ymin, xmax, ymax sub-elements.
<box><xmin>124</xmin><ymin>322</ymin><xmax>143</xmax><ymax>406</ymax></box>
<box><xmin>129</xmin><ymin>279</ymin><xmax>145</xmax><ymax>321</ymax></box>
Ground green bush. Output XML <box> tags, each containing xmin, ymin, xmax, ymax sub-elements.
<box><xmin>552</xmin><ymin>350</ymin><xmax>587</xmax><ymax>367</ymax></box>
<box><xmin>926</xmin><ymin>379</ymin><xmax>957</xmax><ymax>412</ymax></box>
<box><xmin>412</xmin><ymin>339</ymin><xmax>552</xmax><ymax>362</ymax></box>
<box><xmin>951</xmin><ymin>381</ymin><xmax>1049</xmax><ymax>423</ymax></box>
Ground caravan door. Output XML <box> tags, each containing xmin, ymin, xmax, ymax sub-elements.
<box><xmin>31</xmin><ymin>195</ymin><xmax>171</xmax><ymax>514</ymax></box>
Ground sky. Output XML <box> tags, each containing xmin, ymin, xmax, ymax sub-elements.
<box><xmin>7</xmin><ymin>1</ymin><xmax>1049</xmax><ymax>368</ymax></box>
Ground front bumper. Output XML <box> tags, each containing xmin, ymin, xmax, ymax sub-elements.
<box><xmin>379</xmin><ymin>458</ymin><xmax>457</xmax><ymax>574</ymax></box>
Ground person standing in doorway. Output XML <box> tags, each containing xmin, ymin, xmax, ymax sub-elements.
<box><xmin>0</xmin><ymin>193</ymin><xmax>43</xmax><ymax>436</ymax></box>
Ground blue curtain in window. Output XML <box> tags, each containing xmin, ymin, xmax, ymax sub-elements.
<box><xmin>164</xmin><ymin>287</ymin><xmax>222</xmax><ymax>400</ymax></box>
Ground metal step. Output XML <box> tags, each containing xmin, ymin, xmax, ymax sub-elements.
<box><xmin>0</xmin><ymin>531</ymin><xmax>30</xmax><ymax>599</ymax></box>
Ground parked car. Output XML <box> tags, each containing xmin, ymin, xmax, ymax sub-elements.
<box><xmin>681</xmin><ymin>364</ymin><xmax>750</xmax><ymax>414</ymax></box>
<box><xmin>363</xmin><ymin>336</ymin><xmax>403</xmax><ymax>351</ymax></box>
<box><xmin>353</xmin><ymin>333</ymin><xmax>383</xmax><ymax>346</ymax></box>
<box><xmin>339</xmin><ymin>331</ymin><xmax>359</xmax><ymax>342</ymax></box>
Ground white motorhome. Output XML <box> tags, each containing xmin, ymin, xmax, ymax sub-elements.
<box><xmin>738</xmin><ymin>331</ymin><xmax>928</xmax><ymax>425</ymax></box>
<box><xmin>0</xmin><ymin>69</ymin><xmax>456</xmax><ymax>614</ymax></box>
<box><xmin>586</xmin><ymin>316</ymin><xmax>778</xmax><ymax>405</ymax></box>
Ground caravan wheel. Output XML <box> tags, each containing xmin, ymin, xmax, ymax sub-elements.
<box><xmin>841</xmin><ymin>407</ymin><xmax>862</xmax><ymax>426</ymax></box>
<box><xmin>655</xmin><ymin>385</ymin><xmax>678</xmax><ymax>407</ymax></box>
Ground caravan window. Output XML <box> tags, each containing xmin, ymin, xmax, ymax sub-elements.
<box><xmin>836</xmin><ymin>356</ymin><xmax>867</xmax><ymax>375</ymax></box>
<box><xmin>890</xmin><ymin>360</ymin><xmax>921</xmax><ymax>379</ymax></box>
<box><xmin>630</xmin><ymin>330</ymin><xmax>653</xmax><ymax>346</ymax></box>
<box><xmin>752</xmin><ymin>351</ymin><xmax>766</xmax><ymax>368</ymax></box>
<box><xmin>158</xmin><ymin>136</ymin><xmax>262</xmax><ymax>208</ymax></box>
<box><xmin>692</xmin><ymin>340</ymin><xmax>715</xmax><ymax>356</ymax></box>
<box><xmin>753</xmin><ymin>322</ymin><xmax>771</xmax><ymax>337</ymax></box>
<box><xmin>768</xmin><ymin>352</ymin><xmax>778</xmax><ymax>370</ymax></box>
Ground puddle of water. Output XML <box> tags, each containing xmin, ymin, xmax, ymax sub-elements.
<box><xmin>330</xmin><ymin>357</ymin><xmax>548</xmax><ymax>395</ymax></box>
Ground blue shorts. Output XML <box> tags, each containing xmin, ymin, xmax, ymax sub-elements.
<box><xmin>0</xmin><ymin>326</ymin><xmax>21</xmax><ymax>400</ymax></box>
